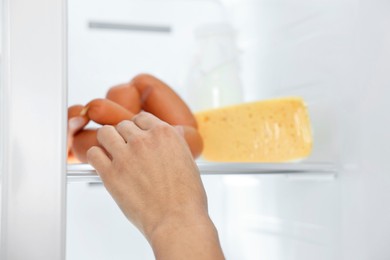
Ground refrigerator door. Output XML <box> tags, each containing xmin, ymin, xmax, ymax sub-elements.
<box><xmin>0</xmin><ymin>0</ymin><xmax>67</xmax><ymax>259</ymax></box>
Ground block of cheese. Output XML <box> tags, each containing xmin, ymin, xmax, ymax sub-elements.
<box><xmin>194</xmin><ymin>97</ymin><xmax>312</xmax><ymax>162</ymax></box>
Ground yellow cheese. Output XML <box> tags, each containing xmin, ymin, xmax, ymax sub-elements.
<box><xmin>195</xmin><ymin>97</ymin><xmax>312</xmax><ymax>162</ymax></box>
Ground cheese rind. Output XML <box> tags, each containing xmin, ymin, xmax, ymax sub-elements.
<box><xmin>195</xmin><ymin>97</ymin><xmax>312</xmax><ymax>162</ymax></box>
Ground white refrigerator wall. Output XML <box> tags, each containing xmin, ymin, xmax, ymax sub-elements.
<box><xmin>67</xmin><ymin>0</ymin><xmax>390</xmax><ymax>259</ymax></box>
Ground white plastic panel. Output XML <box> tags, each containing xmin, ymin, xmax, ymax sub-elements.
<box><xmin>0</xmin><ymin>0</ymin><xmax>67</xmax><ymax>259</ymax></box>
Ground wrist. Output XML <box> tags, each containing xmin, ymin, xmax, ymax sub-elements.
<box><xmin>146</xmin><ymin>209</ymin><xmax>213</xmax><ymax>243</ymax></box>
<box><xmin>147</xmin><ymin>211</ymin><xmax>224</xmax><ymax>260</ymax></box>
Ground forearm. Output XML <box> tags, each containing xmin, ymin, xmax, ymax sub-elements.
<box><xmin>149</xmin><ymin>215</ymin><xmax>225</xmax><ymax>260</ymax></box>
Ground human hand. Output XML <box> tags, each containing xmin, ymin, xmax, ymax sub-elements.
<box><xmin>87</xmin><ymin>112</ymin><xmax>224</xmax><ymax>259</ymax></box>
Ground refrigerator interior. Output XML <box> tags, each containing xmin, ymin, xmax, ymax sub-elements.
<box><xmin>66</xmin><ymin>0</ymin><xmax>390</xmax><ymax>259</ymax></box>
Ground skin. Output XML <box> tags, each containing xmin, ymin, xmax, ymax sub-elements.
<box><xmin>86</xmin><ymin>112</ymin><xmax>225</xmax><ymax>260</ymax></box>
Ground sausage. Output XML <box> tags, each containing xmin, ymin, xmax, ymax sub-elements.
<box><xmin>130</xmin><ymin>74</ymin><xmax>198</xmax><ymax>128</ymax></box>
<box><xmin>68</xmin><ymin>104</ymin><xmax>84</xmax><ymax>119</ymax></box>
<box><xmin>106</xmin><ymin>83</ymin><xmax>142</xmax><ymax>114</ymax></box>
<box><xmin>71</xmin><ymin>129</ymin><xmax>100</xmax><ymax>163</ymax></box>
<box><xmin>70</xmin><ymin>74</ymin><xmax>203</xmax><ymax>162</ymax></box>
<box><xmin>84</xmin><ymin>98</ymin><xmax>135</xmax><ymax>125</ymax></box>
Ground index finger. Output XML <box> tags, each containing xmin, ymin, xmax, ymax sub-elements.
<box><xmin>97</xmin><ymin>125</ymin><xmax>126</xmax><ymax>157</ymax></box>
<box><xmin>87</xmin><ymin>146</ymin><xmax>111</xmax><ymax>177</ymax></box>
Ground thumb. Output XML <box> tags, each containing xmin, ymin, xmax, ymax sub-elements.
<box><xmin>68</xmin><ymin>117</ymin><xmax>87</xmax><ymax>135</ymax></box>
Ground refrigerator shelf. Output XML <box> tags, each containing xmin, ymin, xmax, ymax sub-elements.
<box><xmin>67</xmin><ymin>162</ymin><xmax>338</xmax><ymax>183</ymax></box>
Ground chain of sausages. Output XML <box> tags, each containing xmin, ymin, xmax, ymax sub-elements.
<box><xmin>68</xmin><ymin>74</ymin><xmax>203</xmax><ymax>162</ymax></box>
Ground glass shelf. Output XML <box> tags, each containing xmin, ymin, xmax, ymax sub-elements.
<box><xmin>67</xmin><ymin>162</ymin><xmax>338</xmax><ymax>183</ymax></box>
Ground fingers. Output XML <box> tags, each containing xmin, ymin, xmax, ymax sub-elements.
<box><xmin>116</xmin><ymin>120</ymin><xmax>142</xmax><ymax>142</ymax></box>
<box><xmin>87</xmin><ymin>146</ymin><xmax>111</xmax><ymax>175</ymax></box>
<box><xmin>132</xmin><ymin>111</ymin><xmax>165</xmax><ymax>130</ymax></box>
<box><xmin>97</xmin><ymin>125</ymin><xmax>126</xmax><ymax>156</ymax></box>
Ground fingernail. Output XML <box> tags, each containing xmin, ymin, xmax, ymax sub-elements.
<box><xmin>69</xmin><ymin>117</ymin><xmax>85</xmax><ymax>131</ymax></box>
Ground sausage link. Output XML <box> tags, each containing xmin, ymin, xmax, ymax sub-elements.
<box><xmin>131</xmin><ymin>74</ymin><xmax>197</xmax><ymax>128</ymax></box>
<box><xmin>71</xmin><ymin>129</ymin><xmax>100</xmax><ymax>163</ymax></box>
<box><xmin>84</xmin><ymin>98</ymin><xmax>135</xmax><ymax>125</ymax></box>
<box><xmin>106</xmin><ymin>83</ymin><xmax>142</xmax><ymax>114</ymax></box>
